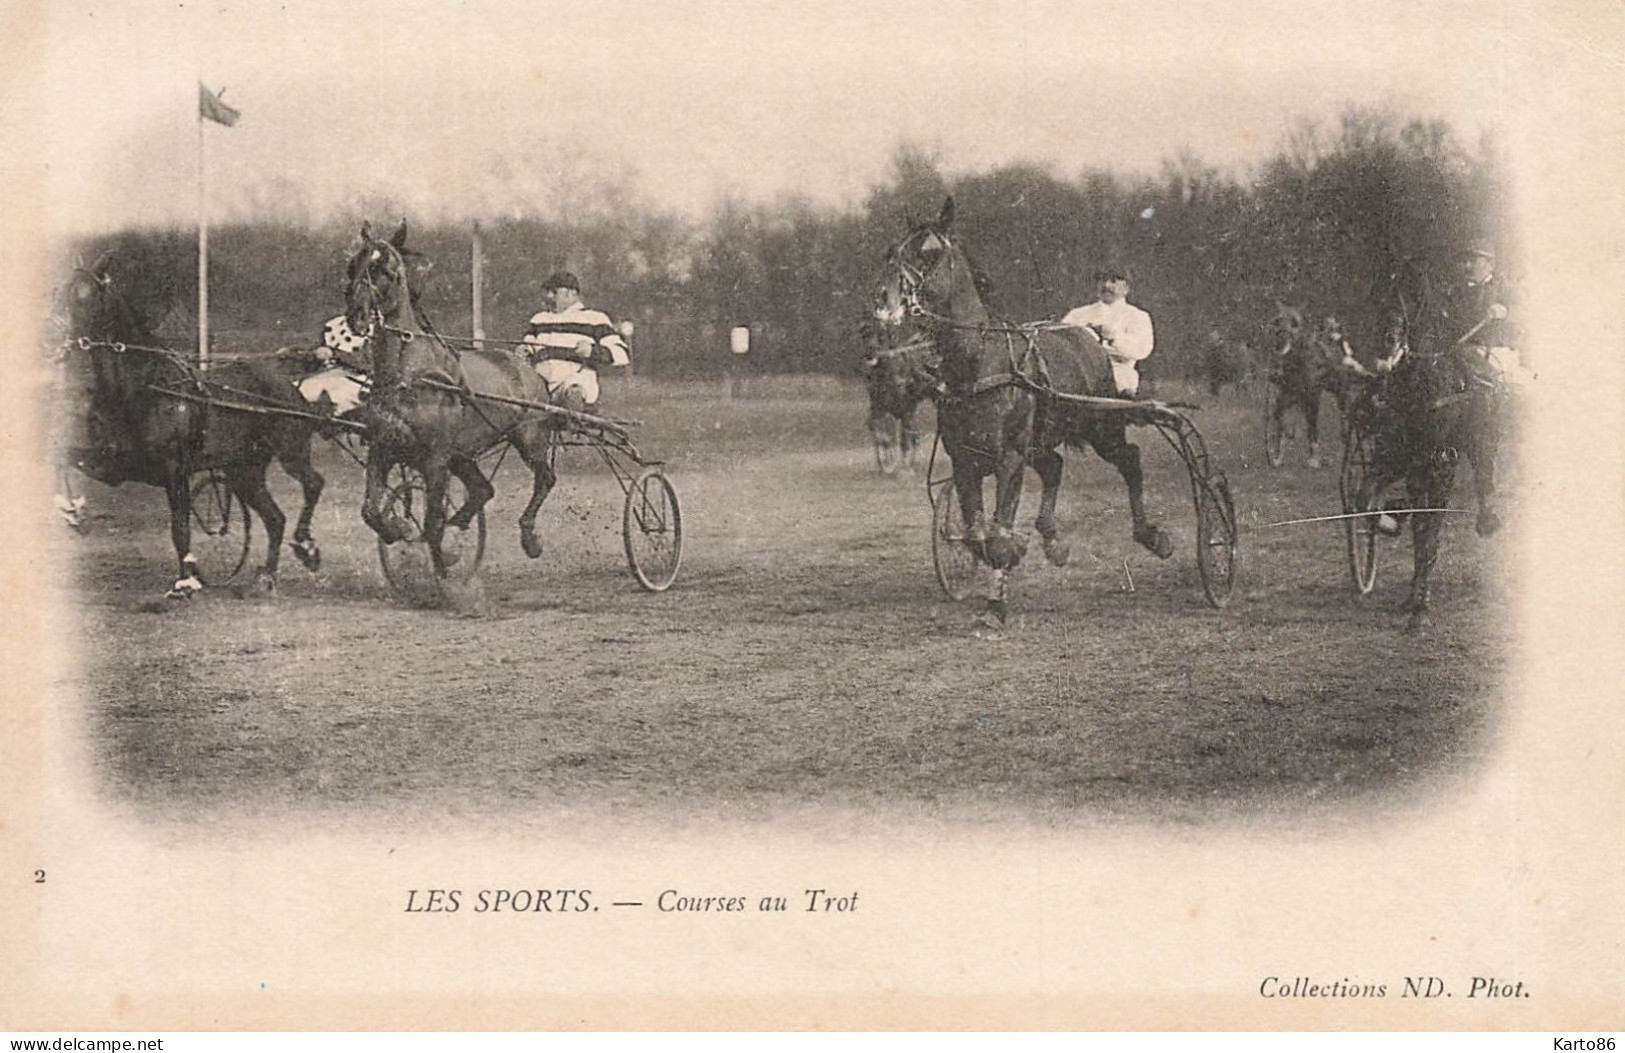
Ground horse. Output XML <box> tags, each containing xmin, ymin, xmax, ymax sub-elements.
<box><xmin>1263</xmin><ymin>303</ymin><xmax>1354</xmax><ymax>468</ymax></box>
<box><xmin>859</xmin><ymin>320</ymin><xmax>935</xmax><ymax>474</ymax></box>
<box><xmin>1198</xmin><ymin>326</ymin><xmax>1255</xmax><ymax>398</ymax></box>
<box><xmin>873</xmin><ymin>197</ymin><xmax>1173</xmax><ymax>626</ymax></box>
<box><xmin>1353</xmin><ymin>260</ymin><xmax>1508</xmax><ymax>631</ymax></box>
<box><xmin>59</xmin><ymin>259</ymin><xmax>328</xmax><ymax>598</ymax></box>
<box><xmin>343</xmin><ymin>220</ymin><xmax>558</xmax><ymax>577</ymax></box>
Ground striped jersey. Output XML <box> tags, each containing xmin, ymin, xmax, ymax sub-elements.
<box><xmin>522</xmin><ymin>305</ymin><xmax>631</xmax><ymax>367</ymax></box>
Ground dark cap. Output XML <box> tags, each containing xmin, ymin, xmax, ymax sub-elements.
<box><xmin>543</xmin><ymin>271</ymin><xmax>580</xmax><ymax>292</ymax></box>
<box><xmin>1094</xmin><ymin>264</ymin><xmax>1131</xmax><ymax>283</ymax></box>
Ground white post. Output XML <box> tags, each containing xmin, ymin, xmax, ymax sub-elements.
<box><xmin>471</xmin><ymin>221</ymin><xmax>485</xmax><ymax>350</ymax></box>
<box><xmin>197</xmin><ymin>99</ymin><xmax>209</xmax><ymax>368</ymax></box>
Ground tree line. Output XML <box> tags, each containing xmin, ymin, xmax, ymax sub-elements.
<box><xmin>70</xmin><ymin>106</ymin><xmax>1508</xmax><ymax>382</ymax></box>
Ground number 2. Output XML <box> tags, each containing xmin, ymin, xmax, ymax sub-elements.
<box><xmin>34</xmin><ymin>870</ymin><xmax>45</xmax><ymax>883</ymax></box>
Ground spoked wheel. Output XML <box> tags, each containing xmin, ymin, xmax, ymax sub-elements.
<box><xmin>1340</xmin><ymin>419</ymin><xmax>1379</xmax><ymax>595</ymax></box>
<box><xmin>188</xmin><ymin>471</ymin><xmax>252</xmax><ymax>585</ymax></box>
<box><xmin>1192</xmin><ymin>473</ymin><xmax>1238</xmax><ymax>608</ymax></box>
<box><xmin>931</xmin><ymin>481</ymin><xmax>979</xmax><ymax>602</ymax></box>
<box><xmin>376</xmin><ymin>465</ymin><xmax>487</xmax><ymax>591</ymax></box>
<box><xmin>1264</xmin><ymin>383</ymin><xmax>1286</xmax><ymax>467</ymax></box>
<box><xmin>623</xmin><ymin>467</ymin><xmax>683</xmax><ymax>592</ymax></box>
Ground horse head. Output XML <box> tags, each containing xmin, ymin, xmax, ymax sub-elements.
<box><xmin>873</xmin><ymin>197</ymin><xmax>988</xmax><ymax>330</ymax></box>
<box><xmin>1266</xmin><ymin>302</ymin><xmax>1306</xmax><ymax>356</ymax></box>
<box><xmin>344</xmin><ymin>220</ymin><xmax>422</xmax><ymax>335</ymax></box>
<box><xmin>861</xmin><ymin>319</ymin><xmax>940</xmax><ymax>405</ymax></box>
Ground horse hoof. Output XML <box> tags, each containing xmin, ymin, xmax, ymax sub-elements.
<box><xmin>974</xmin><ymin>606</ymin><xmax>1007</xmax><ymax>631</ymax></box>
<box><xmin>1042</xmin><ymin>537</ymin><xmax>1073</xmax><ymax>567</ymax></box>
<box><xmin>1375</xmin><ymin>514</ymin><xmax>1403</xmax><ymax>538</ymax></box>
<box><xmin>165</xmin><ymin>576</ymin><xmax>203</xmax><ymax>600</ymax></box>
<box><xmin>522</xmin><ymin>532</ymin><xmax>543</xmax><ymax>560</ymax></box>
<box><xmin>291</xmin><ymin>538</ymin><xmax>322</xmax><ymax>572</ymax></box>
<box><xmin>254</xmin><ymin>571</ymin><xmax>277</xmax><ymax>594</ymax></box>
<box><xmin>1405</xmin><ymin>610</ymin><xmax>1430</xmax><ymax>634</ymax></box>
<box><xmin>986</xmin><ymin>534</ymin><xmax>1026</xmax><ymax>570</ymax></box>
<box><xmin>1135</xmin><ymin>525</ymin><xmax>1174</xmax><ymax>560</ymax></box>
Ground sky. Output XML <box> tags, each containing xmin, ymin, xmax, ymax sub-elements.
<box><xmin>14</xmin><ymin>0</ymin><xmax>1536</xmax><ymax>236</ymax></box>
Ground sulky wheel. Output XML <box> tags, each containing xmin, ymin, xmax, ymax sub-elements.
<box><xmin>1340</xmin><ymin>418</ymin><xmax>1379</xmax><ymax>595</ymax></box>
<box><xmin>1264</xmin><ymin>382</ymin><xmax>1286</xmax><ymax>467</ymax></box>
<box><xmin>622</xmin><ymin>466</ymin><xmax>683</xmax><ymax>592</ymax></box>
<box><xmin>1193</xmin><ymin>473</ymin><xmax>1238</xmax><ymax>609</ymax></box>
<box><xmin>376</xmin><ymin>464</ymin><xmax>486</xmax><ymax>592</ymax></box>
<box><xmin>931</xmin><ymin>481</ymin><xmax>978</xmax><ymax>602</ymax></box>
<box><xmin>188</xmin><ymin>471</ymin><xmax>251</xmax><ymax>585</ymax></box>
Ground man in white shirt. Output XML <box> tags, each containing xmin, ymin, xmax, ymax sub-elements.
<box><xmin>1061</xmin><ymin>266</ymin><xmax>1155</xmax><ymax>397</ymax></box>
<box><xmin>521</xmin><ymin>271</ymin><xmax>631</xmax><ymax>411</ymax></box>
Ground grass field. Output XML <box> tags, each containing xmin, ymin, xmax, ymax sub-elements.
<box><xmin>49</xmin><ymin>377</ymin><xmax>1518</xmax><ymax>829</ymax></box>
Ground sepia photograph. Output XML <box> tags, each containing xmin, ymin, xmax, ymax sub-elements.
<box><xmin>2</xmin><ymin>0</ymin><xmax>1621</xmax><ymax>1032</ymax></box>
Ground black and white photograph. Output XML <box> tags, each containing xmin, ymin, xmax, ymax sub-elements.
<box><xmin>2</xmin><ymin>0</ymin><xmax>1621</xmax><ymax>1033</ymax></box>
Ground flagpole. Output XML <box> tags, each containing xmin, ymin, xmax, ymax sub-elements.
<box><xmin>197</xmin><ymin>84</ymin><xmax>210</xmax><ymax>369</ymax></box>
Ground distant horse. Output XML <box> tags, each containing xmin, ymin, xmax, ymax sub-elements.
<box><xmin>343</xmin><ymin>220</ymin><xmax>558</xmax><ymax>576</ymax></box>
<box><xmin>1263</xmin><ymin>304</ymin><xmax>1356</xmax><ymax>468</ymax></box>
<box><xmin>1198</xmin><ymin>327</ymin><xmax>1254</xmax><ymax>397</ymax></box>
<box><xmin>61</xmin><ymin>260</ymin><xmax>328</xmax><ymax>598</ymax></box>
<box><xmin>859</xmin><ymin>320</ymin><xmax>936</xmax><ymax>474</ymax></box>
<box><xmin>873</xmin><ymin>197</ymin><xmax>1173</xmax><ymax>626</ymax></box>
<box><xmin>1352</xmin><ymin>261</ymin><xmax>1507</xmax><ymax>631</ymax></box>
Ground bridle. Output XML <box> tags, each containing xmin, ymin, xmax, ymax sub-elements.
<box><xmin>346</xmin><ymin>240</ymin><xmax>407</xmax><ymax>343</ymax></box>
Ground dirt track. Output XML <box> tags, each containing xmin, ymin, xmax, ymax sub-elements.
<box><xmin>54</xmin><ymin>380</ymin><xmax>1516</xmax><ymax>828</ymax></box>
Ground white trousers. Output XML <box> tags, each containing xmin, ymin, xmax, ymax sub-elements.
<box><xmin>534</xmin><ymin>360</ymin><xmax>601</xmax><ymax>405</ymax></box>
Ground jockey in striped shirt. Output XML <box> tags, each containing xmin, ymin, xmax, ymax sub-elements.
<box><xmin>521</xmin><ymin>271</ymin><xmax>630</xmax><ymax>411</ymax></box>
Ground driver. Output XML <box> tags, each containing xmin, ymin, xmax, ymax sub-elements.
<box><xmin>296</xmin><ymin>313</ymin><xmax>373</xmax><ymax>416</ymax></box>
<box><xmin>521</xmin><ymin>271</ymin><xmax>630</xmax><ymax>413</ymax></box>
<box><xmin>1061</xmin><ymin>265</ymin><xmax>1156</xmax><ymax>398</ymax></box>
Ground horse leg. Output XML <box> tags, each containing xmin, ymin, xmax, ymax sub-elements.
<box><xmin>227</xmin><ymin>462</ymin><xmax>286</xmax><ymax>592</ymax></box>
<box><xmin>1095</xmin><ymin>424</ymin><xmax>1173</xmax><ymax>558</ymax></box>
<box><xmin>968</xmin><ymin>450</ymin><xmax>1026</xmax><ymax>628</ymax></box>
<box><xmin>446</xmin><ymin>453</ymin><xmax>494</xmax><ymax>530</ymax></box>
<box><xmin>1468</xmin><ymin>401</ymin><xmax>1504</xmax><ymax>538</ymax></box>
<box><xmin>984</xmin><ymin>450</ymin><xmax>1029</xmax><ymax>571</ymax></box>
<box><xmin>869</xmin><ymin>407</ymin><xmax>897</xmax><ymax>475</ymax></box>
<box><xmin>420</xmin><ymin>457</ymin><xmax>453</xmax><ymax>576</ymax></box>
<box><xmin>361</xmin><ymin>454</ymin><xmax>407</xmax><ymax>544</ymax></box>
<box><xmin>512</xmin><ymin>424</ymin><xmax>558</xmax><ymax>560</ymax></box>
<box><xmin>1305</xmin><ymin>391</ymin><xmax>1323</xmax><ymax>468</ymax></box>
<box><xmin>279</xmin><ymin>437</ymin><xmax>326</xmax><ymax>572</ymax></box>
<box><xmin>164</xmin><ymin>468</ymin><xmax>202</xmax><ymax>599</ymax></box>
<box><xmin>1028</xmin><ymin>446</ymin><xmax>1071</xmax><ymax>566</ymax></box>
<box><xmin>900</xmin><ymin>407</ymin><xmax>919</xmax><ymax>470</ymax></box>
<box><xmin>1404</xmin><ymin>451</ymin><xmax>1457</xmax><ymax>633</ymax></box>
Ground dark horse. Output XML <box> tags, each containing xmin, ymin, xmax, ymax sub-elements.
<box><xmin>1354</xmin><ymin>260</ymin><xmax>1507</xmax><ymax>631</ymax></box>
<box><xmin>1264</xmin><ymin>304</ymin><xmax>1356</xmax><ymax>468</ymax></box>
<box><xmin>859</xmin><ymin>320</ymin><xmax>935</xmax><ymax>474</ymax></box>
<box><xmin>61</xmin><ymin>259</ymin><xmax>327</xmax><ymax>597</ymax></box>
<box><xmin>873</xmin><ymin>198</ymin><xmax>1173</xmax><ymax>626</ymax></box>
<box><xmin>343</xmin><ymin>221</ymin><xmax>558</xmax><ymax>576</ymax></box>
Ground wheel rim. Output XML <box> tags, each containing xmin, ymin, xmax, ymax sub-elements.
<box><xmin>623</xmin><ymin>468</ymin><xmax>682</xmax><ymax>592</ymax></box>
<box><xmin>189</xmin><ymin>472</ymin><xmax>251</xmax><ymax>584</ymax></box>
<box><xmin>376</xmin><ymin>466</ymin><xmax>486</xmax><ymax>589</ymax></box>
<box><xmin>1340</xmin><ymin>426</ymin><xmax>1378</xmax><ymax>594</ymax></box>
<box><xmin>931</xmin><ymin>484</ymin><xmax>978</xmax><ymax>601</ymax></box>
<box><xmin>1195</xmin><ymin>477</ymin><xmax>1237</xmax><ymax>608</ymax></box>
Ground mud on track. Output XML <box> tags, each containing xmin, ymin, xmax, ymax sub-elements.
<box><xmin>52</xmin><ymin>381</ymin><xmax>1517</xmax><ymax>829</ymax></box>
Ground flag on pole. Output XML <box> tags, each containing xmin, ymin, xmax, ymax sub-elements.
<box><xmin>199</xmin><ymin>82</ymin><xmax>240</xmax><ymax>127</ymax></box>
